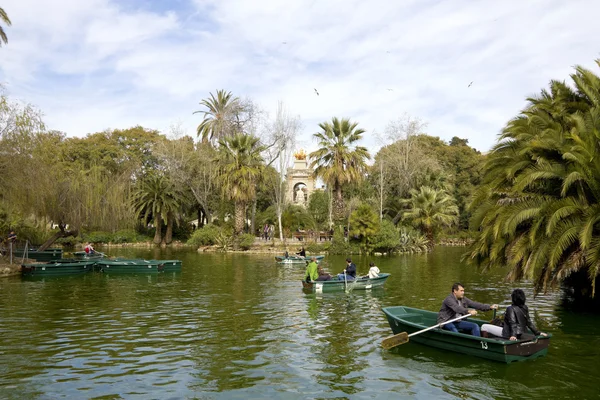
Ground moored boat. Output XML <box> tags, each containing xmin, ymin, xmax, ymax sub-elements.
<box><xmin>275</xmin><ymin>255</ymin><xmax>325</xmax><ymax>264</ymax></box>
<box><xmin>21</xmin><ymin>260</ymin><xmax>96</xmax><ymax>276</ymax></box>
<box><xmin>382</xmin><ymin>306</ymin><xmax>552</xmax><ymax>363</ymax></box>
<box><xmin>13</xmin><ymin>248</ymin><xmax>63</xmax><ymax>262</ymax></box>
<box><xmin>95</xmin><ymin>259</ymin><xmax>176</xmax><ymax>273</ymax></box>
<box><xmin>302</xmin><ymin>273</ymin><xmax>390</xmax><ymax>292</ymax></box>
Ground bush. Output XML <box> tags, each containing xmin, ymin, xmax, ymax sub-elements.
<box><xmin>84</xmin><ymin>231</ymin><xmax>113</xmax><ymax>244</ymax></box>
<box><xmin>111</xmin><ymin>229</ymin><xmax>142</xmax><ymax>244</ymax></box>
<box><xmin>371</xmin><ymin>220</ymin><xmax>400</xmax><ymax>254</ymax></box>
<box><xmin>238</xmin><ymin>233</ymin><xmax>256</xmax><ymax>250</ymax></box>
<box><xmin>187</xmin><ymin>224</ymin><xmax>221</xmax><ymax>246</ymax></box>
<box><xmin>327</xmin><ymin>228</ymin><xmax>361</xmax><ymax>255</ymax></box>
<box><xmin>305</xmin><ymin>242</ymin><xmax>327</xmax><ymax>254</ymax></box>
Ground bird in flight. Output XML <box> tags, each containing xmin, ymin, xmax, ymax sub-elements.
<box><xmin>314</xmin><ymin>88</ymin><xmax>319</xmax><ymax>96</ymax></box>
<box><xmin>282</xmin><ymin>42</ymin><xmax>287</xmax><ymax>44</ymax></box>
<box><xmin>386</xmin><ymin>88</ymin><xmax>393</xmax><ymax>91</ymax></box>
<box><xmin>468</xmin><ymin>81</ymin><xmax>473</xmax><ymax>88</ymax></box>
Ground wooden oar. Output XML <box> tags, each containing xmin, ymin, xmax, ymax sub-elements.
<box><xmin>381</xmin><ymin>313</ymin><xmax>472</xmax><ymax>350</ymax></box>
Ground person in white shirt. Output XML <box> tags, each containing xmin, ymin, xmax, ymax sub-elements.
<box><xmin>368</xmin><ymin>262</ymin><xmax>380</xmax><ymax>278</ymax></box>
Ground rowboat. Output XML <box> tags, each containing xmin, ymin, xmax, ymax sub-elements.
<box><xmin>95</xmin><ymin>259</ymin><xmax>181</xmax><ymax>273</ymax></box>
<box><xmin>21</xmin><ymin>260</ymin><xmax>96</xmax><ymax>276</ymax></box>
<box><xmin>382</xmin><ymin>306</ymin><xmax>552</xmax><ymax>363</ymax></box>
<box><xmin>13</xmin><ymin>248</ymin><xmax>63</xmax><ymax>262</ymax></box>
<box><xmin>275</xmin><ymin>255</ymin><xmax>325</xmax><ymax>264</ymax></box>
<box><xmin>302</xmin><ymin>273</ymin><xmax>390</xmax><ymax>293</ymax></box>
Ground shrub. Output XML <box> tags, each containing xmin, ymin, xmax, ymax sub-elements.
<box><xmin>371</xmin><ymin>220</ymin><xmax>400</xmax><ymax>254</ymax></box>
<box><xmin>187</xmin><ymin>224</ymin><xmax>222</xmax><ymax>246</ymax></box>
<box><xmin>111</xmin><ymin>229</ymin><xmax>141</xmax><ymax>244</ymax></box>
<box><xmin>84</xmin><ymin>231</ymin><xmax>113</xmax><ymax>244</ymax></box>
<box><xmin>238</xmin><ymin>233</ymin><xmax>256</xmax><ymax>250</ymax></box>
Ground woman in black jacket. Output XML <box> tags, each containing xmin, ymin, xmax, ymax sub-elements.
<box><xmin>482</xmin><ymin>289</ymin><xmax>547</xmax><ymax>340</ymax></box>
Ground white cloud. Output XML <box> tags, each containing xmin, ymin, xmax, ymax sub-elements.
<box><xmin>1</xmin><ymin>0</ymin><xmax>600</xmax><ymax>153</ymax></box>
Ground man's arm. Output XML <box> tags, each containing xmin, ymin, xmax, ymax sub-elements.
<box><xmin>464</xmin><ymin>297</ymin><xmax>492</xmax><ymax>311</ymax></box>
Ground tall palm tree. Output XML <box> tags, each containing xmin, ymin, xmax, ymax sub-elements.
<box><xmin>402</xmin><ymin>186</ymin><xmax>458</xmax><ymax>248</ymax></box>
<box><xmin>216</xmin><ymin>133</ymin><xmax>265</xmax><ymax>238</ymax></box>
<box><xmin>194</xmin><ymin>89</ymin><xmax>241</xmax><ymax>144</ymax></box>
<box><xmin>0</xmin><ymin>7</ymin><xmax>11</xmax><ymax>47</ymax></box>
<box><xmin>132</xmin><ymin>174</ymin><xmax>184</xmax><ymax>245</ymax></box>
<box><xmin>467</xmin><ymin>60</ymin><xmax>600</xmax><ymax>297</ymax></box>
<box><xmin>309</xmin><ymin>117</ymin><xmax>370</xmax><ymax>222</ymax></box>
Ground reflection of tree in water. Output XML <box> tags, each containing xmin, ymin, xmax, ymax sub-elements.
<box><xmin>304</xmin><ymin>292</ymin><xmax>385</xmax><ymax>395</ymax></box>
<box><xmin>188</xmin><ymin>255</ymin><xmax>275</xmax><ymax>392</ymax></box>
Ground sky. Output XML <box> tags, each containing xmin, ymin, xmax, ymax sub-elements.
<box><xmin>1</xmin><ymin>0</ymin><xmax>599</xmax><ymax>153</ymax></box>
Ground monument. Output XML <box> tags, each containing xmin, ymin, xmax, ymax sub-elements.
<box><xmin>286</xmin><ymin>149</ymin><xmax>316</xmax><ymax>207</ymax></box>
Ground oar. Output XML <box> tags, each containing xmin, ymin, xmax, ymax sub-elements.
<box><xmin>381</xmin><ymin>313</ymin><xmax>472</xmax><ymax>350</ymax></box>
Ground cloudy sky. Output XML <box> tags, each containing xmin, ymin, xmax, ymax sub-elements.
<box><xmin>1</xmin><ymin>0</ymin><xmax>599</xmax><ymax>152</ymax></box>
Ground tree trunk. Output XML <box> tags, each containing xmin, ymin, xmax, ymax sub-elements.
<box><xmin>234</xmin><ymin>201</ymin><xmax>246</xmax><ymax>236</ymax></box>
<box><xmin>333</xmin><ymin>183</ymin><xmax>345</xmax><ymax>222</ymax></box>
<box><xmin>164</xmin><ymin>212</ymin><xmax>174</xmax><ymax>245</ymax></box>
<box><xmin>250</xmin><ymin>198</ymin><xmax>257</xmax><ymax>237</ymax></box>
<box><xmin>37</xmin><ymin>224</ymin><xmax>78</xmax><ymax>251</ymax></box>
<box><xmin>153</xmin><ymin>215</ymin><xmax>162</xmax><ymax>245</ymax></box>
<box><xmin>425</xmin><ymin>227</ymin><xmax>434</xmax><ymax>249</ymax></box>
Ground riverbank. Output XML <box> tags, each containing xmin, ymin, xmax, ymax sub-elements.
<box><xmin>0</xmin><ymin>255</ymin><xmax>37</xmax><ymax>277</ymax></box>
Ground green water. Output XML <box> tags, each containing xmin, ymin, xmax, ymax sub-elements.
<box><xmin>0</xmin><ymin>247</ymin><xmax>598</xmax><ymax>399</ymax></box>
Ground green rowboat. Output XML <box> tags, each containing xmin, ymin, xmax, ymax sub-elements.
<box><xmin>13</xmin><ymin>248</ymin><xmax>63</xmax><ymax>262</ymax></box>
<box><xmin>95</xmin><ymin>259</ymin><xmax>181</xmax><ymax>273</ymax></box>
<box><xmin>275</xmin><ymin>255</ymin><xmax>324</xmax><ymax>264</ymax></box>
<box><xmin>302</xmin><ymin>273</ymin><xmax>390</xmax><ymax>292</ymax></box>
<box><xmin>382</xmin><ymin>306</ymin><xmax>552</xmax><ymax>363</ymax></box>
<box><xmin>21</xmin><ymin>260</ymin><xmax>96</xmax><ymax>276</ymax></box>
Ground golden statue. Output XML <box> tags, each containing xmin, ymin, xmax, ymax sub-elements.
<box><xmin>294</xmin><ymin>149</ymin><xmax>307</xmax><ymax>160</ymax></box>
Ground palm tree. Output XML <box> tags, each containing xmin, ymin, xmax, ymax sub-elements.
<box><xmin>309</xmin><ymin>117</ymin><xmax>370</xmax><ymax>222</ymax></box>
<box><xmin>194</xmin><ymin>90</ymin><xmax>241</xmax><ymax>144</ymax></box>
<box><xmin>132</xmin><ymin>174</ymin><xmax>184</xmax><ymax>245</ymax></box>
<box><xmin>0</xmin><ymin>7</ymin><xmax>11</xmax><ymax>46</ymax></box>
<box><xmin>402</xmin><ymin>186</ymin><xmax>458</xmax><ymax>248</ymax></box>
<box><xmin>467</xmin><ymin>59</ymin><xmax>600</xmax><ymax>297</ymax></box>
<box><xmin>216</xmin><ymin>133</ymin><xmax>265</xmax><ymax>238</ymax></box>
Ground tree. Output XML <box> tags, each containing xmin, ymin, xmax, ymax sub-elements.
<box><xmin>261</xmin><ymin>101</ymin><xmax>300</xmax><ymax>241</ymax></box>
<box><xmin>467</xmin><ymin>60</ymin><xmax>600</xmax><ymax>297</ymax></box>
<box><xmin>309</xmin><ymin>117</ymin><xmax>370</xmax><ymax>222</ymax></box>
<box><xmin>132</xmin><ymin>174</ymin><xmax>184</xmax><ymax>245</ymax></box>
<box><xmin>156</xmin><ymin>124</ymin><xmax>220</xmax><ymax>226</ymax></box>
<box><xmin>0</xmin><ymin>7</ymin><xmax>11</xmax><ymax>46</ymax></box>
<box><xmin>402</xmin><ymin>186</ymin><xmax>458</xmax><ymax>248</ymax></box>
<box><xmin>216</xmin><ymin>133</ymin><xmax>265</xmax><ymax>239</ymax></box>
<box><xmin>349</xmin><ymin>204</ymin><xmax>380</xmax><ymax>253</ymax></box>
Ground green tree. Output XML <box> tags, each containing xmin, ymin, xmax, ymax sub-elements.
<box><xmin>0</xmin><ymin>7</ymin><xmax>11</xmax><ymax>46</ymax></box>
<box><xmin>309</xmin><ymin>117</ymin><xmax>370</xmax><ymax>222</ymax></box>
<box><xmin>216</xmin><ymin>133</ymin><xmax>265</xmax><ymax>238</ymax></box>
<box><xmin>349</xmin><ymin>204</ymin><xmax>380</xmax><ymax>253</ymax></box>
<box><xmin>194</xmin><ymin>90</ymin><xmax>241</xmax><ymax>144</ymax></box>
<box><xmin>467</xmin><ymin>60</ymin><xmax>600</xmax><ymax>297</ymax></box>
<box><xmin>132</xmin><ymin>174</ymin><xmax>184</xmax><ymax>245</ymax></box>
<box><xmin>403</xmin><ymin>186</ymin><xmax>458</xmax><ymax>247</ymax></box>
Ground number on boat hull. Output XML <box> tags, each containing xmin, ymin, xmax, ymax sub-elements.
<box><xmin>480</xmin><ymin>341</ymin><xmax>488</xmax><ymax>350</ymax></box>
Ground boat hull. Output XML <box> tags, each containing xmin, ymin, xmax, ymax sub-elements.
<box><xmin>302</xmin><ymin>273</ymin><xmax>390</xmax><ymax>292</ymax></box>
<box><xmin>21</xmin><ymin>261</ymin><xmax>95</xmax><ymax>276</ymax></box>
<box><xmin>13</xmin><ymin>248</ymin><xmax>63</xmax><ymax>262</ymax></box>
<box><xmin>95</xmin><ymin>259</ymin><xmax>180</xmax><ymax>273</ymax></box>
<box><xmin>382</xmin><ymin>306</ymin><xmax>551</xmax><ymax>363</ymax></box>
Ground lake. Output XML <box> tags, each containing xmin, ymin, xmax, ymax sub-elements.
<box><xmin>0</xmin><ymin>247</ymin><xmax>598</xmax><ymax>399</ymax></box>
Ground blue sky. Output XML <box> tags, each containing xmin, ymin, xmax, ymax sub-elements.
<box><xmin>1</xmin><ymin>0</ymin><xmax>600</xmax><ymax>153</ymax></box>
